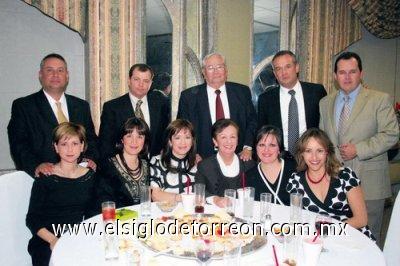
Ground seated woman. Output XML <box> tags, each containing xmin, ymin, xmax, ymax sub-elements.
<box><xmin>98</xmin><ymin>117</ymin><xmax>150</xmax><ymax>208</ymax></box>
<box><xmin>286</xmin><ymin>128</ymin><xmax>374</xmax><ymax>240</ymax></box>
<box><xmin>26</xmin><ymin>122</ymin><xmax>96</xmax><ymax>266</ymax></box>
<box><xmin>150</xmin><ymin>119</ymin><xmax>197</xmax><ymax>202</ymax></box>
<box><xmin>195</xmin><ymin>119</ymin><xmax>255</xmax><ymax>207</ymax></box>
<box><xmin>246</xmin><ymin>125</ymin><xmax>296</xmax><ymax>205</ymax></box>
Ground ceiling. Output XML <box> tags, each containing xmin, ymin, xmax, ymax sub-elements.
<box><xmin>146</xmin><ymin>0</ymin><xmax>280</xmax><ymax>36</ymax></box>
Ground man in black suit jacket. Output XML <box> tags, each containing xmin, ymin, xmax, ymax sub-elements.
<box><xmin>7</xmin><ymin>53</ymin><xmax>98</xmax><ymax>178</ymax></box>
<box><xmin>99</xmin><ymin>64</ymin><xmax>170</xmax><ymax>159</ymax></box>
<box><xmin>257</xmin><ymin>50</ymin><xmax>326</xmax><ymax>156</ymax></box>
<box><xmin>177</xmin><ymin>53</ymin><xmax>257</xmax><ymax>160</ymax></box>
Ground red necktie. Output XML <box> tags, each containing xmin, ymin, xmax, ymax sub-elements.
<box><xmin>215</xmin><ymin>89</ymin><xmax>225</xmax><ymax>121</ymax></box>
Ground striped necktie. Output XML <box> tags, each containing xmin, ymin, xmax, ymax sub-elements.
<box><xmin>338</xmin><ymin>95</ymin><xmax>351</xmax><ymax>144</ymax></box>
<box><xmin>287</xmin><ymin>90</ymin><xmax>299</xmax><ymax>155</ymax></box>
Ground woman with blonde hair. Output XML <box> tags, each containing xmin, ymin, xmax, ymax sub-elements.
<box><xmin>26</xmin><ymin>122</ymin><xmax>96</xmax><ymax>265</ymax></box>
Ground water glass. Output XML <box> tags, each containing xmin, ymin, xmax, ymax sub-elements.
<box><xmin>140</xmin><ymin>185</ymin><xmax>151</xmax><ymax>219</ymax></box>
<box><xmin>290</xmin><ymin>193</ymin><xmax>303</xmax><ymax>221</ymax></box>
<box><xmin>237</xmin><ymin>187</ymin><xmax>255</xmax><ymax>221</ymax></box>
<box><xmin>194</xmin><ymin>183</ymin><xmax>206</xmax><ymax>214</ymax></box>
<box><xmin>224</xmin><ymin>189</ymin><xmax>237</xmax><ymax>216</ymax></box>
<box><xmin>260</xmin><ymin>192</ymin><xmax>272</xmax><ymax>223</ymax></box>
<box><xmin>223</xmin><ymin>241</ymin><xmax>241</xmax><ymax>266</ymax></box>
<box><xmin>303</xmin><ymin>237</ymin><xmax>323</xmax><ymax>266</ymax></box>
<box><xmin>196</xmin><ymin>239</ymin><xmax>213</xmax><ymax>265</ymax></box>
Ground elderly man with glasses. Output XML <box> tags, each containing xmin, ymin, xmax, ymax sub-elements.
<box><xmin>177</xmin><ymin>52</ymin><xmax>257</xmax><ymax>161</ymax></box>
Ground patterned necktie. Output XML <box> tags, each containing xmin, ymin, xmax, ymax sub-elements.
<box><xmin>287</xmin><ymin>90</ymin><xmax>299</xmax><ymax>155</ymax></box>
<box><xmin>135</xmin><ymin>100</ymin><xmax>144</xmax><ymax>121</ymax></box>
<box><xmin>338</xmin><ymin>95</ymin><xmax>351</xmax><ymax>144</ymax></box>
<box><xmin>55</xmin><ymin>102</ymin><xmax>68</xmax><ymax>124</ymax></box>
<box><xmin>215</xmin><ymin>89</ymin><xmax>225</xmax><ymax>121</ymax></box>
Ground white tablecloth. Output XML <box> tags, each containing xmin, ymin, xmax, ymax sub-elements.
<box><xmin>50</xmin><ymin>202</ymin><xmax>385</xmax><ymax>266</ymax></box>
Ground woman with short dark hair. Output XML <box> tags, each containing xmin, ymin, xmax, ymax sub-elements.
<box><xmin>195</xmin><ymin>119</ymin><xmax>255</xmax><ymax>207</ymax></box>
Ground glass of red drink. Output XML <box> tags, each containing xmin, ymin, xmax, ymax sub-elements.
<box><xmin>102</xmin><ymin>201</ymin><xmax>116</xmax><ymax>221</ymax></box>
<box><xmin>194</xmin><ymin>183</ymin><xmax>205</xmax><ymax>214</ymax></box>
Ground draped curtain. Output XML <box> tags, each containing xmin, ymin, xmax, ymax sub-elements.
<box><xmin>23</xmin><ymin>0</ymin><xmax>144</xmax><ymax>131</ymax></box>
<box><xmin>297</xmin><ymin>0</ymin><xmax>362</xmax><ymax>93</ymax></box>
<box><xmin>348</xmin><ymin>0</ymin><xmax>400</xmax><ymax>39</ymax></box>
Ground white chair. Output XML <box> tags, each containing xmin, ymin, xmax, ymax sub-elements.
<box><xmin>384</xmin><ymin>193</ymin><xmax>400</xmax><ymax>266</ymax></box>
<box><xmin>0</xmin><ymin>171</ymin><xmax>33</xmax><ymax>266</ymax></box>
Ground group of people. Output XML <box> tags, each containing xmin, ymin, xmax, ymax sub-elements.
<box><xmin>7</xmin><ymin>50</ymin><xmax>399</xmax><ymax>265</ymax></box>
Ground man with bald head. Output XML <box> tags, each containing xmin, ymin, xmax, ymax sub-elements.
<box><xmin>177</xmin><ymin>52</ymin><xmax>257</xmax><ymax>160</ymax></box>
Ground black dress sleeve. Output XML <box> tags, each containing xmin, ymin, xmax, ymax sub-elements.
<box><xmin>26</xmin><ymin>178</ymin><xmax>48</xmax><ymax>235</ymax></box>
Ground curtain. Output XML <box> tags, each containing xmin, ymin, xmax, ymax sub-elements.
<box><xmin>348</xmin><ymin>0</ymin><xmax>400</xmax><ymax>39</ymax></box>
<box><xmin>297</xmin><ymin>0</ymin><xmax>362</xmax><ymax>93</ymax></box>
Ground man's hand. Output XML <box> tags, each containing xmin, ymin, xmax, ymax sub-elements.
<box><xmin>339</xmin><ymin>143</ymin><xmax>357</xmax><ymax>161</ymax></box>
<box><xmin>35</xmin><ymin>163</ymin><xmax>55</xmax><ymax>177</ymax></box>
<box><xmin>239</xmin><ymin>148</ymin><xmax>252</xmax><ymax>161</ymax></box>
<box><xmin>82</xmin><ymin>158</ymin><xmax>97</xmax><ymax>171</ymax></box>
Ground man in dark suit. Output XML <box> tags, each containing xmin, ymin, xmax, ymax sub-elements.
<box><xmin>177</xmin><ymin>53</ymin><xmax>257</xmax><ymax>160</ymax></box>
<box><xmin>257</xmin><ymin>50</ymin><xmax>326</xmax><ymax>157</ymax></box>
<box><xmin>8</xmin><ymin>53</ymin><xmax>98</xmax><ymax>178</ymax></box>
<box><xmin>99</xmin><ymin>64</ymin><xmax>170</xmax><ymax>159</ymax></box>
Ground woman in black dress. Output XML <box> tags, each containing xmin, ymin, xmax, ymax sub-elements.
<box><xmin>286</xmin><ymin>128</ymin><xmax>374</xmax><ymax>240</ymax></box>
<box><xmin>246</xmin><ymin>125</ymin><xmax>296</xmax><ymax>205</ymax></box>
<box><xmin>26</xmin><ymin>122</ymin><xmax>96</xmax><ymax>266</ymax></box>
<box><xmin>195</xmin><ymin>119</ymin><xmax>254</xmax><ymax>207</ymax></box>
<box><xmin>97</xmin><ymin>117</ymin><xmax>150</xmax><ymax>208</ymax></box>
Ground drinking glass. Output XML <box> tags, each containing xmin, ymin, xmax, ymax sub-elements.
<box><xmin>290</xmin><ymin>193</ymin><xmax>303</xmax><ymax>222</ymax></box>
<box><xmin>101</xmin><ymin>201</ymin><xmax>118</xmax><ymax>260</ymax></box>
<box><xmin>315</xmin><ymin>214</ymin><xmax>332</xmax><ymax>252</ymax></box>
<box><xmin>224</xmin><ymin>189</ymin><xmax>237</xmax><ymax>217</ymax></box>
<box><xmin>237</xmin><ymin>187</ymin><xmax>255</xmax><ymax>221</ymax></box>
<box><xmin>194</xmin><ymin>183</ymin><xmax>206</xmax><ymax>214</ymax></box>
<box><xmin>195</xmin><ymin>239</ymin><xmax>213</xmax><ymax>265</ymax></box>
<box><xmin>223</xmin><ymin>241</ymin><xmax>241</xmax><ymax>266</ymax></box>
<box><xmin>140</xmin><ymin>185</ymin><xmax>151</xmax><ymax>219</ymax></box>
<box><xmin>260</xmin><ymin>192</ymin><xmax>272</xmax><ymax>223</ymax></box>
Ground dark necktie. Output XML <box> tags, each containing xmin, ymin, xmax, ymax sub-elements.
<box><xmin>215</xmin><ymin>89</ymin><xmax>225</xmax><ymax>121</ymax></box>
<box><xmin>135</xmin><ymin>100</ymin><xmax>144</xmax><ymax>121</ymax></box>
<box><xmin>337</xmin><ymin>95</ymin><xmax>351</xmax><ymax>144</ymax></box>
<box><xmin>288</xmin><ymin>90</ymin><xmax>299</xmax><ymax>155</ymax></box>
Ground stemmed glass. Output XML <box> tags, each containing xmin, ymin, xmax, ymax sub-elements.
<box><xmin>195</xmin><ymin>238</ymin><xmax>213</xmax><ymax>265</ymax></box>
<box><xmin>315</xmin><ymin>214</ymin><xmax>332</xmax><ymax>252</ymax></box>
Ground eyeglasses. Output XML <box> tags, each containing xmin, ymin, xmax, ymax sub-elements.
<box><xmin>205</xmin><ymin>65</ymin><xmax>225</xmax><ymax>72</ymax></box>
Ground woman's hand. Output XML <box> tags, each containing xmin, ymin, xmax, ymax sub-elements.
<box><xmin>213</xmin><ymin>196</ymin><xmax>229</xmax><ymax>208</ymax></box>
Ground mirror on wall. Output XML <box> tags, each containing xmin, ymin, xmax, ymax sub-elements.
<box><xmin>146</xmin><ymin>0</ymin><xmax>172</xmax><ymax>99</ymax></box>
<box><xmin>252</xmin><ymin>0</ymin><xmax>281</xmax><ymax>104</ymax></box>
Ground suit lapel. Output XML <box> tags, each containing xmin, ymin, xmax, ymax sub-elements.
<box><xmin>226</xmin><ymin>84</ymin><xmax>238</xmax><ymax>121</ymax></box>
<box><xmin>147</xmin><ymin>91</ymin><xmax>158</xmax><ymax>130</ymax></box>
<box><xmin>36</xmin><ymin>90</ymin><xmax>58</xmax><ymax>126</ymax></box>
<box><xmin>272</xmin><ymin>88</ymin><xmax>283</xmax><ymax>129</ymax></box>
<box><xmin>66</xmin><ymin>94</ymin><xmax>77</xmax><ymax>122</ymax></box>
<box><xmin>345</xmin><ymin>87</ymin><xmax>368</xmax><ymax>132</ymax></box>
<box><xmin>328</xmin><ymin>92</ymin><xmax>339</xmax><ymax>140</ymax></box>
<box><xmin>197</xmin><ymin>84</ymin><xmax>212</xmax><ymax>126</ymax></box>
<box><xmin>301</xmin><ymin>83</ymin><xmax>312</xmax><ymax>128</ymax></box>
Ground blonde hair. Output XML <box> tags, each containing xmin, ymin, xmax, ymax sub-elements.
<box><xmin>53</xmin><ymin>122</ymin><xmax>87</xmax><ymax>152</ymax></box>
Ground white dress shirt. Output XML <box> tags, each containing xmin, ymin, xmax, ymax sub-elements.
<box><xmin>129</xmin><ymin>92</ymin><xmax>151</xmax><ymax>128</ymax></box>
<box><xmin>279</xmin><ymin>81</ymin><xmax>306</xmax><ymax>150</ymax></box>
<box><xmin>43</xmin><ymin>90</ymin><xmax>69</xmax><ymax>121</ymax></box>
<box><xmin>207</xmin><ymin>84</ymin><xmax>231</xmax><ymax>124</ymax></box>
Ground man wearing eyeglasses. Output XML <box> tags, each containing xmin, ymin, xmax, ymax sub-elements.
<box><xmin>177</xmin><ymin>52</ymin><xmax>257</xmax><ymax>161</ymax></box>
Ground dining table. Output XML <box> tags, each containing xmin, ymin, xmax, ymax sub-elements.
<box><xmin>50</xmin><ymin>201</ymin><xmax>385</xmax><ymax>266</ymax></box>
